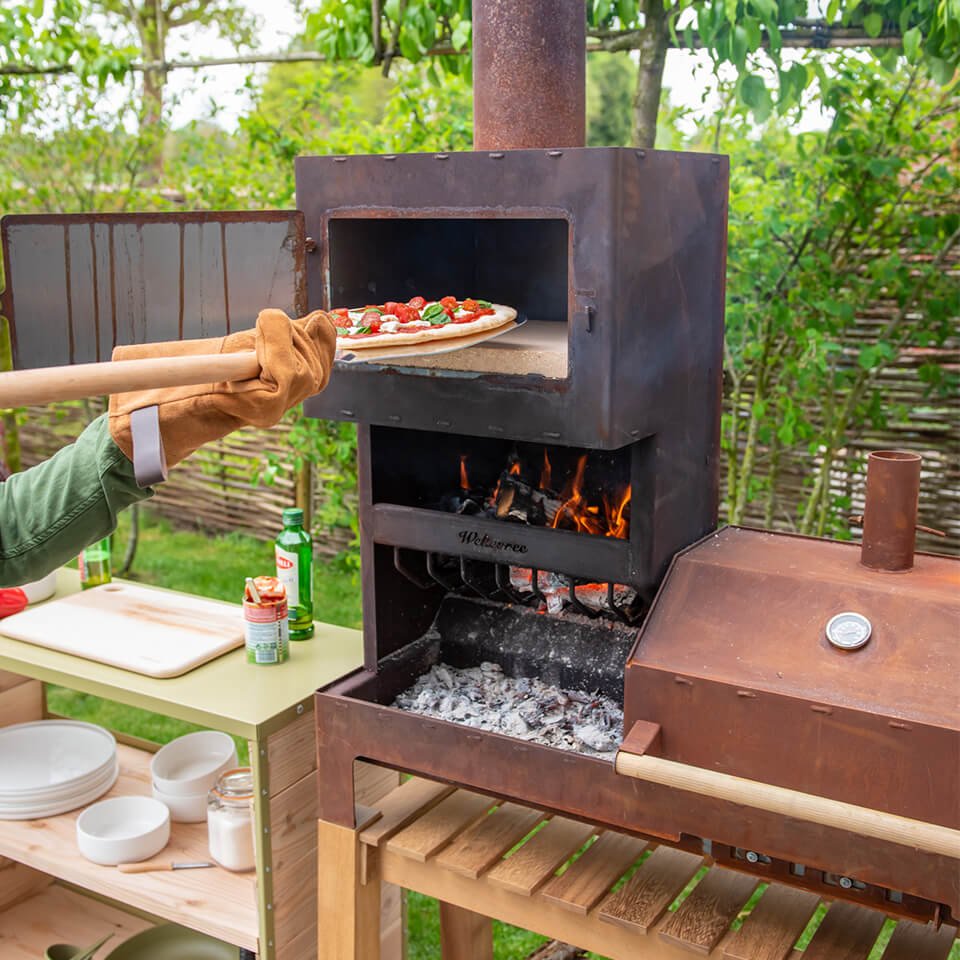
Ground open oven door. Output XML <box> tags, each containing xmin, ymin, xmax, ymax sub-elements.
<box><xmin>1</xmin><ymin>211</ymin><xmax>307</xmax><ymax>369</ymax></box>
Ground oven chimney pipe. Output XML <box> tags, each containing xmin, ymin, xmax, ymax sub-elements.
<box><xmin>472</xmin><ymin>0</ymin><xmax>586</xmax><ymax>150</ymax></box>
<box><xmin>860</xmin><ymin>450</ymin><xmax>922</xmax><ymax>572</ymax></box>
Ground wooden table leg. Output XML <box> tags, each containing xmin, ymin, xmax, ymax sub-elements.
<box><xmin>318</xmin><ymin>819</ymin><xmax>381</xmax><ymax>960</ymax></box>
<box><xmin>439</xmin><ymin>902</ymin><xmax>494</xmax><ymax>960</ymax></box>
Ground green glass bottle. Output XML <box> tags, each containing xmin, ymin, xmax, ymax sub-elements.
<box><xmin>275</xmin><ymin>507</ymin><xmax>314</xmax><ymax>640</ymax></box>
<box><xmin>79</xmin><ymin>537</ymin><xmax>112</xmax><ymax>590</ymax></box>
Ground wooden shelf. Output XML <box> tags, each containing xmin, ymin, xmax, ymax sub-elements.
<box><xmin>0</xmin><ymin>743</ymin><xmax>258</xmax><ymax>952</ymax></box>
<box><xmin>0</xmin><ymin>881</ymin><xmax>155</xmax><ymax>960</ymax></box>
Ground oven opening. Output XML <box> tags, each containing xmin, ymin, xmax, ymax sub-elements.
<box><xmin>371</xmin><ymin>427</ymin><xmax>631</xmax><ymax>540</ymax></box>
<box><xmin>327</xmin><ymin>217</ymin><xmax>569</xmax><ymax>379</ymax></box>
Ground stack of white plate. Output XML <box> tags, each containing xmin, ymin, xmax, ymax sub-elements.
<box><xmin>0</xmin><ymin>720</ymin><xmax>118</xmax><ymax>820</ymax></box>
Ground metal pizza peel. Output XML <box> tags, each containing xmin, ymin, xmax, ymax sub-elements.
<box><xmin>334</xmin><ymin>315</ymin><xmax>527</xmax><ymax>365</ymax></box>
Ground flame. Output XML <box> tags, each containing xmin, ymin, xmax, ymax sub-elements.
<box><xmin>540</xmin><ymin>450</ymin><xmax>552</xmax><ymax>491</ymax></box>
<box><xmin>459</xmin><ymin>455</ymin><xmax>470</xmax><ymax>492</ymax></box>
<box><xmin>604</xmin><ymin>485</ymin><xmax>631</xmax><ymax>539</ymax></box>
<box><xmin>550</xmin><ymin>455</ymin><xmax>630</xmax><ymax>539</ymax></box>
<box><xmin>509</xmin><ymin>460</ymin><xmax>521</xmax><ymax>477</ymax></box>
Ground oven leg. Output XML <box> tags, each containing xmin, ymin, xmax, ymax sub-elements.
<box><xmin>439</xmin><ymin>902</ymin><xmax>493</xmax><ymax>960</ymax></box>
<box><xmin>317</xmin><ymin>818</ymin><xmax>382</xmax><ymax>960</ymax></box>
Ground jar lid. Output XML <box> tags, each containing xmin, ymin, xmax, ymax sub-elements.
<box><xmin>212</xmin><ymin>767</ymin><xmax>254</xmax><ymax>800</ymax></box>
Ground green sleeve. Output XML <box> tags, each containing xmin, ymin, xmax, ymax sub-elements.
<box><xmin>0</xmin><ymin>414</ymin><xmax>153</xmax><ymax>587</ymax></box>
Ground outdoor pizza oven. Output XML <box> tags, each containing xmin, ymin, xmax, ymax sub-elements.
<box><xmin>310</xmin><ymin>0</ymin><xmax>959</xmax><ymax>929</ymax></box>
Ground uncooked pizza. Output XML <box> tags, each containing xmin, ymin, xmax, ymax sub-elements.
<box><xmin>331</xmin><ymin>296</ymin><xmax>517</xmax><ymax>349</ymax></box>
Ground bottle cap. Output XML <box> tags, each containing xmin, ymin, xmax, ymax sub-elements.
<box><xmin>282</xmin><ymin>507</ymin><xmax>304</xmax><ymax>527</ymax></box>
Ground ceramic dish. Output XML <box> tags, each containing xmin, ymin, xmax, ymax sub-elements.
<box><xmin>105</xmin><ymin>924</ymin><xmax>238</xmax><ymax>959</ymax></box>
<box><xmin>0</xmin><ymin>761</ymin><xmax>118</xmax><ymax>820</ymax></box>
<box><xmin>76</xmin><ymin>796</ymin><xmax>170</xmax><ymax>865</ymax></box>
<box><xmin>150</xmin><ymin>731</ymin><xmax>237</xmax><ymax>797</ymax></box>
<box><xmin>0</xmin><ymin>720</ymin><xmax>115</xmax><ymax>797</ymax></box>
<box><xmin>151</xmin><ymin>781</ymin><xmax>207</xmax><ymax>823</ymax></box>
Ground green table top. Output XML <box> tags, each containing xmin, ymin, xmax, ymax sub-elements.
<box><xmin>0</xmin><ymin>569</ymin><xmax>363</xmax><ymax>738</ymax></box>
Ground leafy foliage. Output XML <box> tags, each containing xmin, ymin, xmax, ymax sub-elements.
<box><xmin>722</xmin><ymin>56</ymin><xmax>959</xmax><ymax>535</ymax></box>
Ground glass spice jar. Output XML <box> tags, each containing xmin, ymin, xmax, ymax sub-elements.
<box><xmin>207</xmin><ymin>767</ymin><xmax>256</xmax><ymax>872</ymax></box>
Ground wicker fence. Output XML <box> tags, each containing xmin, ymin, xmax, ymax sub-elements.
<box><xmin>19</xmin><ymin>402</ymin><xmax>355</xmax><ymax>558</ymax></box>
<box><xmin>17</xmin><ymin>314</ymin><xmax>958</xmax><ymax>559</ymax></box>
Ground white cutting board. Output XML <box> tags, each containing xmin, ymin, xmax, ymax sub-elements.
<box><xmin>0</xmin><ymin>583</ymin><xmax>244</xmax><ymax>678</ymax></box>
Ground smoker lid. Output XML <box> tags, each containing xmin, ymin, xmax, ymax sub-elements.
<box><xmin>629</xmin><ymin>526</ymin><xmax>959</xmax><ymax>729</ymax></box>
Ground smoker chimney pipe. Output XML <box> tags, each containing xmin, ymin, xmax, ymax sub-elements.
<box><xmin>860</xmin><ymin>450</ymin><xmax>922</xmax><ymax>572</ymax></box>
<box><xmin>472</xmin><ymin>0</ymin><xmax>586</xmax><ymax>150</ymax></box>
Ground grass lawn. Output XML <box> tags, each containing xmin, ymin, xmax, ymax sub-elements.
<box><xmin>48</xmin><ymin>509</ymin><xmax>555</xmax><ymax>960</ymax></box>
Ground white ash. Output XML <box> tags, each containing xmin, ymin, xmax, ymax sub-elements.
<box><xmin>393</xmin><ymin>661</ymin><xmax>623</xmax><ymax>757</ymax></box>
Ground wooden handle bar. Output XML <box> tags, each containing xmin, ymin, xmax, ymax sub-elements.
<box><xmin>116</xmin><ymin>859</ymin><xmax>175</xmax><ymax>873</ymax></box>
<box><xmin>0</xmin><ymin>351</ymin><xmax>261</xmax><ymax>407</ymax></box>
<box><xmin>615</xmin><ymin>750</ymin><xmax>960</xmax><ymax>859</ymax></box>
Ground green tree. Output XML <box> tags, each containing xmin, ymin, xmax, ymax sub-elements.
<box><xmin>721</xmin><ymin>58</ymin><xmax>959</xmax><ymax>534</ymax></box>
<box><xmin>302</xmin><ymin>0</ymin><xmax>960</xmax><ymax>146</ymax></box>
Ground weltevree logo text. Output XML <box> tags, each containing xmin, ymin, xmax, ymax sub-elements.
<box><xmin>457</xmin><ymin>530</ymin><xmax>528</xmax><ymax>554</ymax></box>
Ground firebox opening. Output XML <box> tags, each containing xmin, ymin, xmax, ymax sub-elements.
<box><xmin>327</xmin><ymin>217</ymin><xmax>569</xmax><ymax>378</ymax></box>
<box><xmin>371</xmin><ymin>426</ymin><xmax>631</xmax><ymax>539</ymax></box>
<box><xmin>372</xmin><ymin>593</ymin><xmax>632</xmax><ymax>757</ymax></box>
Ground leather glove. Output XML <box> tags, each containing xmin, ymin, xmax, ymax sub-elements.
<box><xmin>108</xmin><ymin>309</ymin><xmax>336</xmax><ymax>467</ymax></box>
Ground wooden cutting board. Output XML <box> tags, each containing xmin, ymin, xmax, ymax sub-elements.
<box><xmin>0</xmin><ymin>583</ymin><xmax>244</xmax><ymax>678</ymax></box>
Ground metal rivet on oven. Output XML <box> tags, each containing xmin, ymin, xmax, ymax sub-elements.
<box><xmin>382</xmin><ymin>155</ymin><xmax>398</xmax><ymax>161</ymax></box>
<box><xmin>488</xmin><ymin>152</ymin><xmax>505</xmax><ymax>159</ymax></box>
<box><xmin>296</xmin><ymin>703</ymin><xmax>304</xmax><ymax>715</ymax></box>
<box><xmin>339</xmin><ymin>409</ymin><xmax>355</xmax><ymax>418</ymax></box>
<box><xmin>437</xmin><ymin>419</ymin><xmax>451</xmax><ymax>427</ymax></box>
<box><xmin>435</xmin><ymin>153</ymin><xmax>449</xmax><ymax>160</ymax></box>
<box><xmin>630</xmin><ymin>429</ymin><xmax>641</xmax><ymax>438</ymax></box>
<box><xmin>332</xmin><ymin>157</ymin><xmax>347</xmax><ymax>162</ymax></box>
<box><xmin>543</xmin><ymin>431</ymin><xmax>561</xmax><ymax>440</ymax></box>
<box><xmin>674</xmin><ymin>676</ymin><xmax>693</xmax><ymax>686</ymax></box>
<box><xmin>838</xmin><ymin>876</ymin><xmax>854</xmax><ymax>890</ymax></box>
<box><xmin>636</xmin><ymin>150</ymin><xmax>646</xmax><ymax>159</ymax></box>
<box><xmin>388</xmin><ymin>414</ymin><xmax>401</xmax><ymax>422</ymax></box>
<box><xmin>304</xmin><ymin>237</ymin><xmax>317</xmax><ymax>253</ymax></box>
<box><xmin>547</xmin><ymin>150</ymin><xmax>563</xmax><ymax>157</ymax></box>
<box><xmin>745</xmin><ymin>850</ymin><xmax>760</xmax><ymax>863</ymax></box>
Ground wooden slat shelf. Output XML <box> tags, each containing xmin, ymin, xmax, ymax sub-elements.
<box><xmin>0</xmin><ymin>880</ymin><xmax>155</xmax><ymax>959</ymax></box>
<box><xmin>347</xmin><ymin>778</ymin><xmax>960</xmax><ymax>960</ymax></box>
<box><xmin>0</xmin><ymin>742</ymin><xmax>258</xmax><ymax>952</ymax></box>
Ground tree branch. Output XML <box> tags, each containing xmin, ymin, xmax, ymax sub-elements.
<box><xmin>0</xmin><ymin>21</ymin><xmax>906</xmax><ymax>78</ymax></box>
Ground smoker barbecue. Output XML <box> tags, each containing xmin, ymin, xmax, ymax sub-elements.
<box><xmin>305</xmin><ymin>3</ymin><xmax>959</xmax><ymax>933</ymax></box>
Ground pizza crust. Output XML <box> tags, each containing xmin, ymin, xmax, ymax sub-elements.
<box><xmin>336</xmin><ymin>304</ymin><xmax>517</xmax><ymax>350</ymax></box>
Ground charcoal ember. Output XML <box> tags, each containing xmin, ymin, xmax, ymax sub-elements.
<box><xmin>494</xmin><ymin>474</ymin><xmax>561</xmax><ymax>525</ymax></box>
<box><xmin>509</xmin><ymin>567</ymin><xmax>636</xmax><ymax>615</ymax></box>
<box><xmin>392</xmin><ymin>661</ymin><xmax>624</xmax><ymax>758</ymax></box>
<box><xmin>435</xmin><ymin>491</ymin><xmax>485</xmax><ymax>515</ymax></box>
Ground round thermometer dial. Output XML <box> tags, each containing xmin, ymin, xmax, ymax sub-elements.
<box><xmin>825</xmin><ymin>612</ymin><xmax>872</xmax><ymax>650</ymax></box>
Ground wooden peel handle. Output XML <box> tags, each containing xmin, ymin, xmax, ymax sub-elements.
<box><xmin>0</xmin><ymin>351</ymin><xmax>261</xmax><ymax>408</ymax></box>
<box><xmin>615</xmin><ymin>750</ymin><xmax>960</xmax><ymax>859</ymax></box>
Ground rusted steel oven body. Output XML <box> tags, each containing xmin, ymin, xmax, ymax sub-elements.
<box><xmin>303</xmin><ymin>145</ymin><xmax>959</xmax><ymax>923</ymax></box>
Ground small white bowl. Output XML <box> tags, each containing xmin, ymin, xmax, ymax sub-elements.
<box><xmin>76</xmin><ymin>796</ymin><xmax>170</xmax><ymax>865</ymax></box>
<box><xmin>151</xmin><ymin>781</ymin><xmax>207</xmax><ymax>823</ymax></box>
<box><xmin>150</xmin><ymin>732</ymin><xmax>237</xmax><ymax>798</ymax></box>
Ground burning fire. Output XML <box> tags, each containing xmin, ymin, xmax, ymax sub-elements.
<box><xmin>550</xmin><ymin>454</ymin><xmax>630</xmax><ymax>539</ymax></box>
<box><xmin>540</xmin><ymin>450</ymin><xmax>552</xmax><ymax>491</ymax></box>
<box><xmin>459</xmin><ymin>455</ymin><xmax>470</xmax><ymax>492</ymax></box>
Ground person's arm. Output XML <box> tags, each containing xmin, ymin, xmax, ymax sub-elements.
<box><xmin>0</xmin><ymin>415</ymin><xmax>152</xmax><ymax>587</ymax></box>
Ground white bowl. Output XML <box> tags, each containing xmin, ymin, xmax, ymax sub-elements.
<box><xmin>150</xmin><ymin>732</ymin><xmax>237</xmax><ymax>797</ymax></box>
<box><xmin>20</xmin><ymin>570</ymin><xmax>58</xmax><ymax>604</ymax></box>
<box><xmin>76</xmin><ymin>796</ymin><xmax>170</xmax><ymax>865</ymax></box>
<box><xmin>151</xmin><ymin>781</ymin><xmax>208</xmax><ymax>823</ymax></box>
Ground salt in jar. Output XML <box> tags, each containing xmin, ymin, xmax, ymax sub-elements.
<box><xmin>207</xmin><ymin>767</ymin><xmax>256</xmax><ymax>872</ymax></box>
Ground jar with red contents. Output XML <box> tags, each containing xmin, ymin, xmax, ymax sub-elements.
<box><xmin>243</xmin><ymin>576</ymin><xmax>289</xmax><ymax>665</ymax></box>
